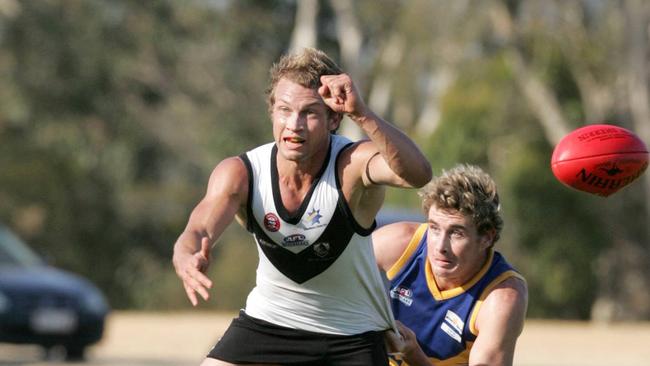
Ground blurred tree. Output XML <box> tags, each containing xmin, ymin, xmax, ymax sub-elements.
<box><xmin>486</xmin><ymin>0</ymin><xmax>650</xmax><ymax>320</ymax></box>
<box><xmin>0</xmin><ymin>0</ymin><xmax>648</xmax><ymax>320</ymax></box>
<box><xmin>0</xmin><ymin>0</ymin><xmax>290</xmax><ymax>308</ymax></box>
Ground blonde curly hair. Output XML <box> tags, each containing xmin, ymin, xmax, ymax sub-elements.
<box><xmin>420</xmin><ymin>164</ymin><xmax>503</xmax><ymax>244</ymax></box>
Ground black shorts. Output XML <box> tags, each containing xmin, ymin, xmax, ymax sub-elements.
<box><xmin>207</xmin><ymin>310</ymin><xmax>389</xmax><ymax>366</ymax></box>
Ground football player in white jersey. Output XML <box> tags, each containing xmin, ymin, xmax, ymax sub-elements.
<box><xmin>173</xmin><ymin>48</ymin><xmax>431</xmax><ymax>366</ymax></box>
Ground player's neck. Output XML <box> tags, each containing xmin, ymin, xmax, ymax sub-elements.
<box><xmin>276</xmin><ymin>146</ymin><xmax>329</xmax><ymax>186</ymax></box>
<box><xmin>434</xmin><ymin>251</ymin><xmax>490</xmax><ymax>291</ymax></box>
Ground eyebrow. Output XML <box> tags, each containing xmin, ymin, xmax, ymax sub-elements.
<box><xmin>427</xmin><ymin>220</ymin><xmax>467</xmax><ymax>231</ymax></box>
<box><xmin>276</xmin><ymin>99</ymin><xmax>324</xmax><ymax>110</ymax></box>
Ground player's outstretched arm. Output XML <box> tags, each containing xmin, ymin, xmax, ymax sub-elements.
<box><xmin>469</xmin><ymin>277</ymin><xmax>529</xmax><ymax>366</ymax></box>
<box><xmin>319</xmin><ymin>74</ymin><xmax>431</xmax><ymax>189</ymax></box>
<box><xmin>172</xmin><ymin>157</ymin><xmax>248</xmax><ymax>306</ymax></box>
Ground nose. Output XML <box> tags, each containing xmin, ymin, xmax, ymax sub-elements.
<box><xmin>285</xmin><ymin>112</ymin><xmax>306</xmax><ymax>132</ymax></box>
<box><xmin>430</xmin><ymin>232</ymin><xmax>449</xmax><ymax>254</ymax></box>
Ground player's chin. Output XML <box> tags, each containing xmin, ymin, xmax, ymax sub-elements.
<box><xmin>278</xmin><ymin>148</ymin><xmax>306</xmax><ymax>162</ymax></box>
<box><xmin>432</xmin><ymin>261</ymin><xmax>457</xmax><ymax>275</ymax></box>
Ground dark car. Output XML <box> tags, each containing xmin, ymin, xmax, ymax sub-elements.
<box><xmin>0</xmin><ymin>225</ymin><xmax>109</xmax><ymax>360</ymax></box>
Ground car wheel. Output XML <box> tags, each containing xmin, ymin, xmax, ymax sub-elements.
<box><xmin>64</xmin><ymin>345</ymin><xmax>86</xmax><ymax>361</ymax></box>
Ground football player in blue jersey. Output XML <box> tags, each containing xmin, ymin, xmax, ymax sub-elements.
<box><xmin>172</xmin><ymin>47</ymin><xmax>429</xmax><ymax>366</ymax></box>
<box><xmin>373</xmin><ymin>164</ymin><xmax>528</xmax><ymax>366</ymax></box>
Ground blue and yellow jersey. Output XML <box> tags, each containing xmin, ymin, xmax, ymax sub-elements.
<box><xmin>387</xmin><ymin>224</ymin><xmax>524</xmax><ymax>366</ymax></box>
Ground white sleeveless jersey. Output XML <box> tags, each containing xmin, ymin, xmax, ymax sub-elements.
<box><xmin>239</xmin><ymin>135</ymin><xmax>395</xmax><ymax>335</ymax></box>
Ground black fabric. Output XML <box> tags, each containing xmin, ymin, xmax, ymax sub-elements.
<box><xmin>252</xmin><ymin>193</ymin><xmax>355</xmax><ymax>284</ymax></box>
<box><xmin>333</xmin><ymin>143</ymin><xmax>376</xmax><ymax>237</ymax></box>
<box><xmin>246</xmin><ymin>140</ymin><xmax>372</xmax><ymax>284</ymax></box>
<box><xmin>238</xmin><ymin>153</ymin><xmax>255</xmax><ymax>233</ymax></box>
<box><xmin>207</xmin><ymin>311</ymin><xmax>389</xmax><ymax>366</ymax></box>
<box><xmin>271</xmin><ymin>143</ymin><xmax>332</xmax><ymax>224</ymax></box>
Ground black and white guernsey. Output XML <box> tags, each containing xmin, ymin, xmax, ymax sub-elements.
<box><xmin>239</xmin><ymin>134</ymin><xmax>395</xmax><ymax>335</ymax></box>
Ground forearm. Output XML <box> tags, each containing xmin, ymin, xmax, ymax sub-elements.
<box><xmin>350</xmin><ymin>110</ymin><xmax>432</xmax><ymax>187</ymax></box>
<box><xmin>401</xmin><ymin>348</ymin><xmax>435</xmax><ymax>366</ymax></box>
<box><xmin>173</xmin><ymin>230</ymin><xmax>203</xmax><ymax>257</ymax></box>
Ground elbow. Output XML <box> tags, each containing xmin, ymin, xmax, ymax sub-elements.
<box><xmin>410</xmin><ymin>160</ymin><xmax>432</xmax><ymax>188</ymax></box>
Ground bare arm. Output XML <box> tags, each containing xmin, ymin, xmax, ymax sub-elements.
<box><xmin>372</xmin><ymin>222</ymin><xmax>421</xmax><ymax>272</ymax></box>
<box><xmin>470</xmin><ymin>277</ymin><xmax>529</xmax><ymax>366</ymax></box>
<box><xmin>319</xmin><ymin>74</ymin><xmax>432</xmax><ymax>189</ymax></box>
<box><xmin>172</xmin><ymin>157</ymin><xmax>248</xmax><ymax>306</ymax></box>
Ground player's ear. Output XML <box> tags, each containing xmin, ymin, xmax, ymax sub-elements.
<box><xmin>328</xmin><ymin>111</ymin><xmax>342</xmax><ymax>132</ymax></box>
<box><xmin>479</xmin><ymin>229</ymin><xmax>496</xmax><ymax>250</ymax></box>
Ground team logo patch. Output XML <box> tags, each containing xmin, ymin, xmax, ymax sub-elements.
<box><xmin>263</xmin><ymin>213</ymin><xmax>281</xmax><ymax>232</ymax></box>
<box><xmin>306</xmin><ymin>208</ymin><xmax>323</xmax><ymax>225</ymax></box>
<box><xmin>313</xmin><ymin>242</ymin><xmax>330</xmax><ymax>257</ymax></box>
<box><xmin>299</xmin><ymin>208</ymin><xmax>327</xmax><ymax>230</ymax></box>
<box><xmin>389</xmin><ymin>286</ymin><xmax>413</xmax><ymax>306</ymax></box>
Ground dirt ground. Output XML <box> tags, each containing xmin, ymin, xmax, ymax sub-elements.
<box><xmin>1</xmin><ymin>311</ymin><xmax>650</xmax><ymax>366</ymax></box>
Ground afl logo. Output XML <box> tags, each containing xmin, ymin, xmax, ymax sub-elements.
<box><xmin>263</xmin><ymin>213</ymin><xmax>281</xmax><ymax>232</ymax></box>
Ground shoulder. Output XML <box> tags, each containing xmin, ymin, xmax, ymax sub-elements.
<box><xmin>211</xmin><ymin>156</ymin><xmax>248</xmax><ymax>178</ymax></box>
<box><xmin>483</xmin><ymin>275</ymin><xmax>528</xmax><ymax>314</ymax></box>
<box><xmin>337</xmin><ymin>138</ymin><xmax>376</xmax><ymax>162</ymax></box>
<box><xmin>372</xmin><ymin>222</ymin><xmax>423</xmax><ymax>272</ymax></box>
<box><xmin>476</xmin><ymin>275</ymin><xmax>528</xmax><ymax>334</ymax></box>
<box><xmin>205</xmin><ymin>156</ymin><xmax>249</xmax><ymax>199</ymax></box>
<box><xmin>469</xmin><ymin>274</ymin><xmax>527</xmax><ymax>365</ymax></box>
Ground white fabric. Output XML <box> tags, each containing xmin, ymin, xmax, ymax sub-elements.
<box><xmin>243</xmin><ymin>135</ymin><xmax>395</xmax><ymax>335</ymax></box>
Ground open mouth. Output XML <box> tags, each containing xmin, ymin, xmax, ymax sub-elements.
<box><xmin>283</xmin><ymin>136</ymin><xmax>305</xmax><ymax>144</ymax></box>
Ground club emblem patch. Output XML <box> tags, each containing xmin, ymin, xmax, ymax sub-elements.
<box><xmin>263</xmin><ymin>213</ymin><xmax>281</xmax><ymax>232</ymax></box>
<box><xmin>313</xmin><ymin>242</ymin><xmax>330</xmax><ymax>257</ymax></box>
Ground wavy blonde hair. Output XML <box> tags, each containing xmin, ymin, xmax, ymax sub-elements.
<box><xmin>265</xmin><ymin>48</ymin><xmax>343</xmax><ymax>127</ymax></box>
<box><xmin>420</xmin><ymin>164</ymin><xmax>503</xmax><ymax>244</ymax></box>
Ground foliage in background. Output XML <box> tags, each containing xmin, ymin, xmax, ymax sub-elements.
<box><xmin>0</xmin><ymin>0</ymin><xmax>648</xmax><ymax>320</ymax></box>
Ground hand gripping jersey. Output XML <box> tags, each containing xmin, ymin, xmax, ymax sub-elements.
<box><xmin>239</xmin><ymin>135</ymin><xmax>395</xmax><ymax>335</ymax></box>
<box><xmin>387</xmin><ymin>224</ymin><xmax>525</xmax><ymax>366</ymax></box>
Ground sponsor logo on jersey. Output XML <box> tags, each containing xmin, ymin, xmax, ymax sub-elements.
<box><xmin>256</xmin><ymin>237</ymin><xmax>275</xmax><ymax>248</ymax></box>
<box><xmin>313</xmin><ymin>242</ymin><xmax>330</xmax><ymax>257</ymax></box>
<box><xmin>263</xmin><ymin>213</ymin><xmax>281</xmax><ymax>232</ymax></box>
<box><xmin>390</xmin><ymin>286</ymin><xmax>413</xmax><ymax>306</ymax></box>
<box><xmin>440</xmin><ymin>322</ymin><xmax>462</xmax><ymax>343</ymax></box>
<box><xmin>282</xmin><ymin>234</ymin><xmax>308</xmax><ymax>247</ymax></box>
<box><xmin>444</xmin><ymin>309</ymin><xmax>464</xmax><ymax>334</ymax></box>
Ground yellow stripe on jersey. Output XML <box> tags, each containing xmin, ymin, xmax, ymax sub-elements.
<box><xmin>389</xmin><ymin>342</ymin><xmax>473</xmax><ymax>366</ymax></box>
<box><xmin>468</xmin><ymin>270</ymin><xmax>527</xmax><ymax>335</ymax></box>
<box><xmin>386</xmin><ymin>224</ymin><xmax>427</xmax><ymax>280</ymax></box>
<box><xmin>425</xmin><ymin>250</ymin><xmax>496</xmax><ymax>301</ymax></box>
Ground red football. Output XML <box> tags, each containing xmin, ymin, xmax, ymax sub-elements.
<box><xmin>551</xmin><ymin>124</ymin><xmax>649</xmax><ymax>197</ymax></box>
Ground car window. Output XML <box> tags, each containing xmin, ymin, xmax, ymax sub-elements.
<box><xmin>0</xmin><ymin>226</ymin><xmax>43</xmax><ymax>267</ymax></box>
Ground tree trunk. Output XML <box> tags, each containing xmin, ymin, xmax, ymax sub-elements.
<box><xmin>488</xmin><ymin>1</ymin><xmax>570</xmax><ymax>145</ymax></box>
<box><xmin>289</xmin><ymin>0</ymin><xmax>318</xmax><ymax>53</ymax></box>
<box><xmin>329</xmin><ymin>0</ymin><xmax>365</xmax><ymax>140</ymax></box>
